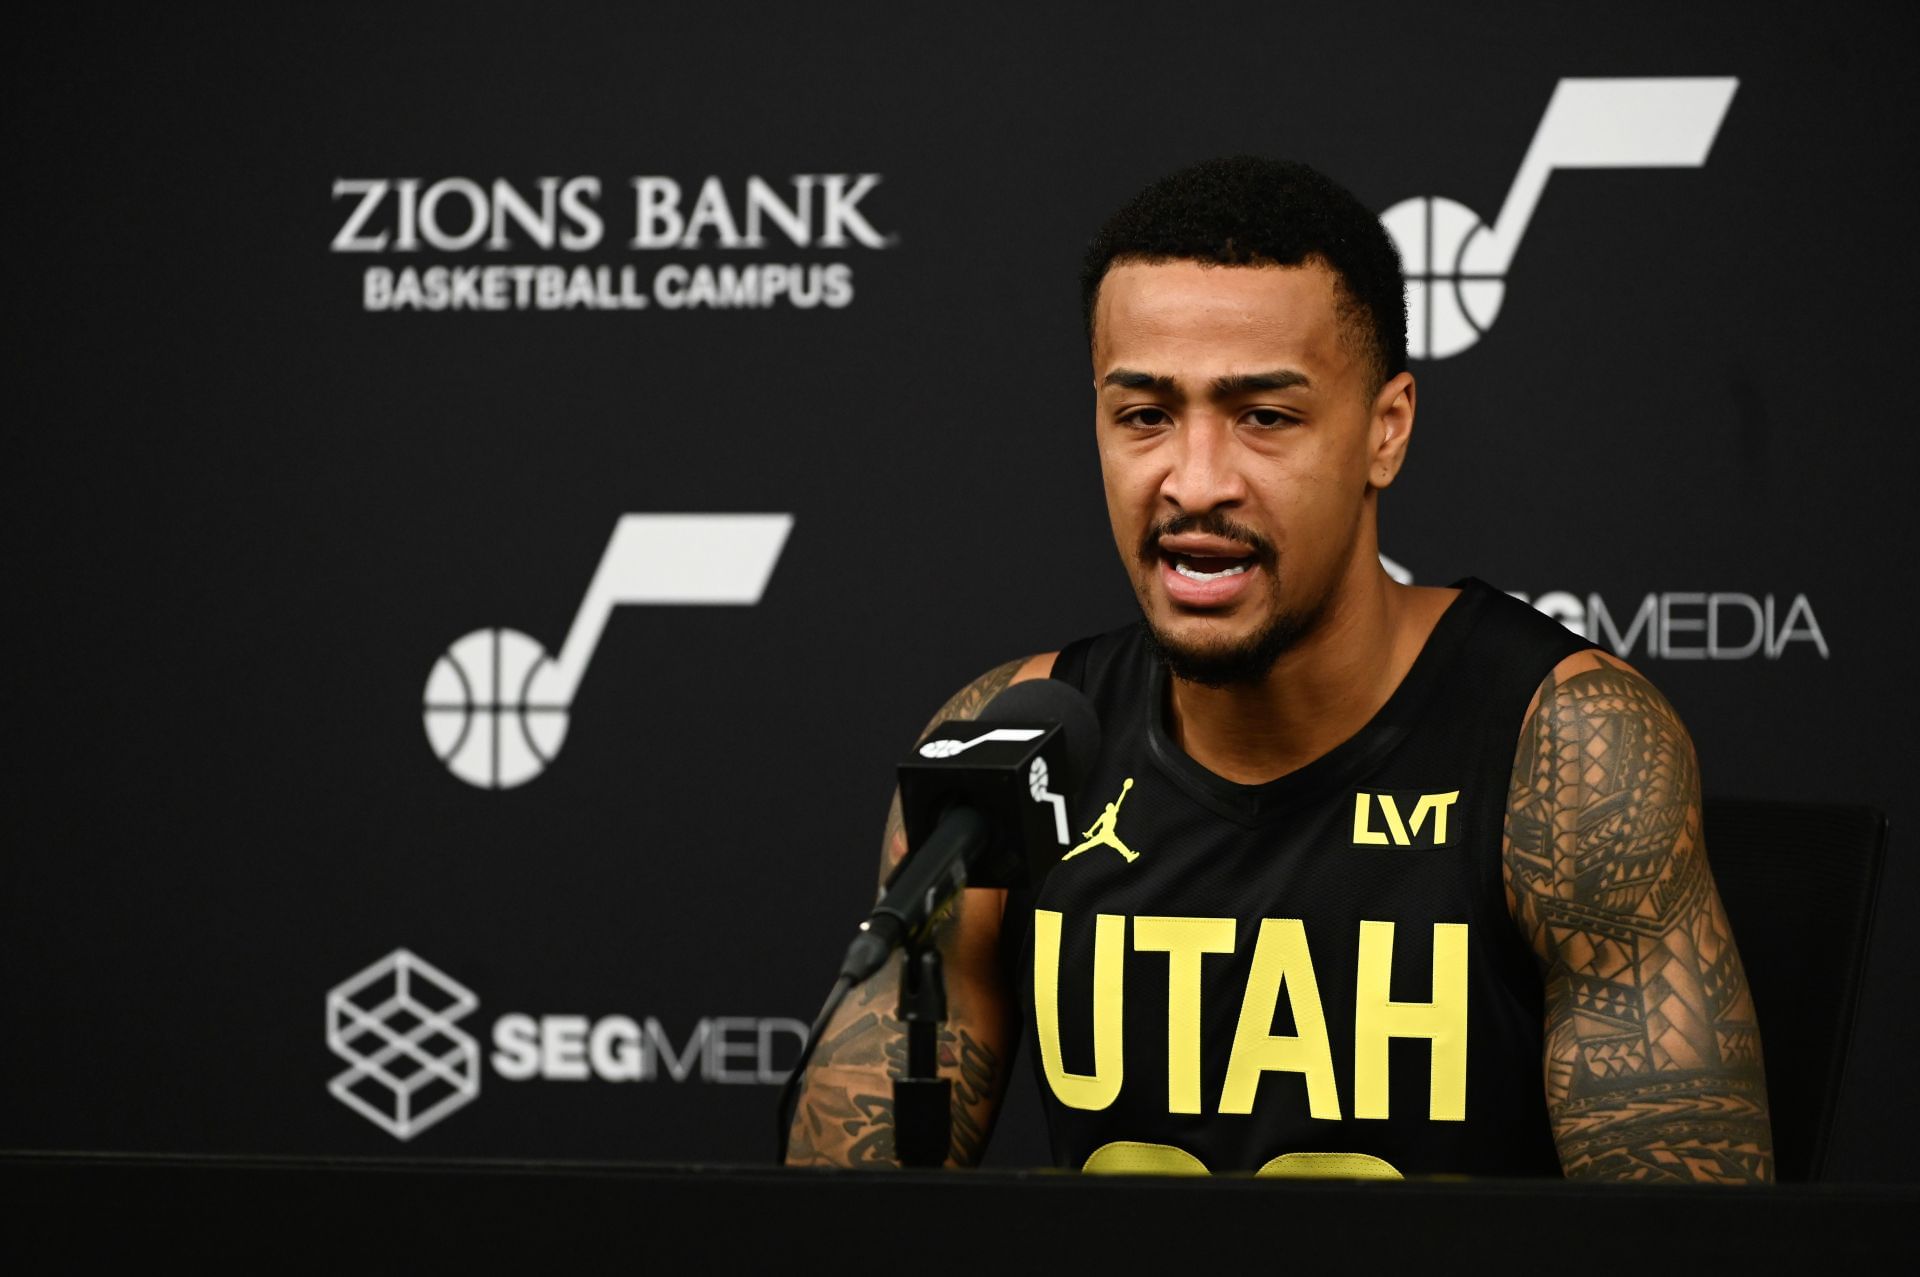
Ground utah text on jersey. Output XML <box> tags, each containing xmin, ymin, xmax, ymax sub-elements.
<box><xmin>1034</xmin><ymin>911</ymin><xmax>1466</xmax><ymax>1123</ymax></box>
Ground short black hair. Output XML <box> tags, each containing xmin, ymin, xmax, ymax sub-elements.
<box><xmin>1080</xmin><ymin>156</ymin><xmax>1407</xmax><ymax>388</ymax></box>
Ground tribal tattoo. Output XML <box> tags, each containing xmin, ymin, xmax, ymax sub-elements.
<box><xmin>1503</xmin><ymin>651</ymin><xmax>1774</xmax><ymax>1183</ymax></box>
<box><xmin>785</xmin><ymin>658</ymin><xmax>1025</xmax><ymax>1168</ymax></box>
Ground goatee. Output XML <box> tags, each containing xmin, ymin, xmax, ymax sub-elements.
<box><xmin>1142</xmin><ymin>603</ymin><xmax>1320</xmax><ymax>688</ymax></box>
<box><xmin>1135</xmin><ymin>509</ymin><xmax>1313</xmax><ymax>687</ymax></box>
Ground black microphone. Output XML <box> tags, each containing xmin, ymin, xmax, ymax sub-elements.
<box><xmin>835</xmin><ymin>678</ymin><xmax>1101</xmax><ymax>984</ymax></box>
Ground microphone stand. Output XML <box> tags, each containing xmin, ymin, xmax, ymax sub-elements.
<box><xmin>892</xmin><ymin>940</ymin><xmax>951</xmax><ymax>1168</ymax></box>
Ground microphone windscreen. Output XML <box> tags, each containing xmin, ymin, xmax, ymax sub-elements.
<box><xmin>978</xmin><ymin>678</ymin><xmax>1102</xmax><ymax>793</ymax></box>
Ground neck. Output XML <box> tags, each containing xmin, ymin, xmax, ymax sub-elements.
<box><xmin>1165</xmin><ymin>559</ymin><xmax>1448</xmax><ymax>786</ymax></box>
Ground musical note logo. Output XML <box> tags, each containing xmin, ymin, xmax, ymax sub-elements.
<box><xmin>422</xmin><ymin>514</ymin><xmax>793</xmax><ymax>789</ymax></box>
<box><xmin>1379</xmin><ymin>77</ymin><xmax>1739</xmax><ymax>359</ymax></box>
<box><xmin>917</xmin><ymin>728</ymin><xmax>1046</xmax><ymax>759</ymax></box>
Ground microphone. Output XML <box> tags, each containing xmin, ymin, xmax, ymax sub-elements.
<box><xmin>835</xmin><ymin>678</ymin><xmax>1101</xmax><ymax>984</ymax></box>
<box><xmin>777</xmin><ymin>677</ymin><xmax>1101</xmax><ymax>1163</ymax></box>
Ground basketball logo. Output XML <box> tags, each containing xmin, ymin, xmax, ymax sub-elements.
<box><xmin>1379</xmin><ymin>77</ymin><xmax>1739</xmax><ymax>360</ymax></box>
<box><xmin>423</xmin><ymin>628</ymin><xmax>570</xmax><ymax>789</ymax></box>
<box><xmin>1379</xmin><ymin>196</ymin><xmax>1506</xmax><ymax>362</ymax></box>
<box><xmin>421</xmin><ymin>513</ymin><xmax>793</xmax><ymax>789</ymax></box>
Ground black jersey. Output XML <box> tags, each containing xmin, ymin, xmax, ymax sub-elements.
<box><xmin>1010</xmin><ymin>579</ymin><xmax>1593</xmax><ymax>1178</ymax></box>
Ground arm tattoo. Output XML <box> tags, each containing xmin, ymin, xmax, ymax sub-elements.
<box><xmin>1503</xmin><ymin>652</ymin><xmax>1774</xmax><ymax>1183</ymax></box>
<box><xmin>785</xmin><ymin>658</ymin><xmax>1024</xmax><ymax>1168</ymax></box>
<box><xmin>785</xmin><ymin>968</ymin><xmax>904</xmax><ymax>1167</ymax></box>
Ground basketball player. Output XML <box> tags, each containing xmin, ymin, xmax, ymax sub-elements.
<box><xmin>785</xmin><ymin>157</ymin><xmax>1773</xmax><ymax>1181</ymax></box>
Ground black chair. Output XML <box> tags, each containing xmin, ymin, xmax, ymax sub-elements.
<box><xmin>1703</xmin><ymin>799</ymin><xmax>1888</xmax><ymax>1181</ymax></box>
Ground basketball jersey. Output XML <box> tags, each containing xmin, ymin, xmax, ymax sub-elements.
<box><xmin>1008</xmin><ymin>579</ymin><xmax>1593</xmax><ymax>1178</ymax></box>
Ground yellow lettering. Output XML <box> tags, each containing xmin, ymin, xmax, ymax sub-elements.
<box><xmin>1351</xmin><ymin>793</ymin><xmax>1388</xmax><ymax>845</ymax></box>
<box><xmin>1408</xmin><ymin>791</ymin><xmax>1460</xmax><ymax>844</ymax></box>
<box><xmin>1084</xmin><ymin>1142</ymin><xmax>1404</xmax><ymax>1178</ymax></box>
<box><xmin>1033</xmin><ymin>909</ymin><xmax>1125</xmax><ymax>1110</ymax></box>
<box><xmin>1256</xmin><ymin>1151</ymin><xmax>1404</xmax><ymax>1180</ymax></box>
<box><xmin>1353</xmin><ymin>921</ymin><xmax>1468</xmax><ymax>1121</ymax></box>
<box><xmin>1218</xmin><ymin>918</ymin><xmax>1342</xmax><ymax>1119</ymax></box>
<box><xmin>1132</xmin><ymin>916</ymin><xmax>1236</xmax><ymax>1114</ymax></box>
<box><xmin>1081</xmin><ymin>1141</ymin><xmax>1210</xmax><ymax>1175</ymax></box>
<box><xmin>1376</xmin><ymin>794</ymin><xmax>1411</xmax><ymax>845</ymax></box>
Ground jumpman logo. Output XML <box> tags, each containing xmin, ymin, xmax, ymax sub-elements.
<box><xmin>1063</xmin><ymin>778</ymin><xmax>1139</xmax><ymax>863</ymax></box>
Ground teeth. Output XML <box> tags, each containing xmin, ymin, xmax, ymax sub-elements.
<box><xmin>1173</xmin><ymin>561</ymin><xmax>1249</xmax><ymax>581</ymax></box>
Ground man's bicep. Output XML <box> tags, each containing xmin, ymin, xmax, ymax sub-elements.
<box><xmin>1503</xmin><ymin>650</ymin><xmax>1774</xmax><ymax>1183</ymax></box>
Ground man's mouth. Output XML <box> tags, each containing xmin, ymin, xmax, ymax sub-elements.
<box><xmin>1168</xmin><ymin>554</ymin><xmax>1252</xmax><ymax>582</ymax></box>
<box><xmin>1153</xmin><ymin>534</ymin><xmax>1263</xmax><ymax>606</ymax></box>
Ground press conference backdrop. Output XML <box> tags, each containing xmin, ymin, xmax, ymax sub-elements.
<box><xmin>6</xmin><ymin>6</ymin><xmax>1915</xmax><ymax>1178</ymax></box>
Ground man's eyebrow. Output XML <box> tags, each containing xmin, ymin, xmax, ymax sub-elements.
<box><xmin>1211</xmin><ymin>369</ymin><xmax>1311</xmax><ymax>397</ymax></box>
<box><xmin>1102</xmin><ymin>368</ymin><xmax>1179</xmax><ymax>393</ymax></box>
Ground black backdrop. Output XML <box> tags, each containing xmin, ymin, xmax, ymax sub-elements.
<box><xmin>6</xmin><ymin>5</ymin><xmax>1915</xmax><ymax>1178</ymax></box>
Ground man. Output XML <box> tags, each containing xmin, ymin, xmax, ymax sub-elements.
<box><xmin>786</xmin><ymin>157</ymin><xmax>1773</xmax><ymax>1181</ymax></box>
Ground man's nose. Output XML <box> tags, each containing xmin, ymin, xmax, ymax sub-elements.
<box><xmin>1159</xmin><ymin>417</ymin><xmax>1249</xmax><ymax>513</ymax></box>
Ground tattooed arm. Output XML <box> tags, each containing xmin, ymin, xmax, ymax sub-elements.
<box><xmin>784</xmin><ymin>653</ymin><xmax>1055</xmax><ymax>1168</ymax></box>
<box><xmin>1503</xmin><ymin>650</ymin><xmax>1774</xmax><ymax>1182</ymax></box>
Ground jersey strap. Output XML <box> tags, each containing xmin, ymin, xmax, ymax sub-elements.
<box><xmin>1049</xmin><ymin>634</ymin><xmax>1096</xmax><ymax>692</ymax></box>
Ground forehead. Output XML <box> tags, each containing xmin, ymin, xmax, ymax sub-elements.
<box><xmin>1091</xmin><ymin>258</ymin><xmax>1357</xmax><ymax>388</ymax></box>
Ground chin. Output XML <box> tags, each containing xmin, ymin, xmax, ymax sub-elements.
<box><xmin>1143</xmin><ymin>607</ymin><xmax>1315</xmax><ymax>688</ymax></box>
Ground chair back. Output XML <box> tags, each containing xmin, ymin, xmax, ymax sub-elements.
<box><xmin>1703</xmin><ymin>799</ymin><xmax>1887</xmax><ymax>1181</ymax></box>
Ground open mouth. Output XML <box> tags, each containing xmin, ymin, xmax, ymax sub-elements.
<box><xmin>1167</xmin><ymin>554</ymin><xmax>1252</xmax><ymax>582</ymax></box>
<box><xmin>1153</xmin><ymin>534</ymin><xmax>1263</xmax><ymax>607</ymax></box>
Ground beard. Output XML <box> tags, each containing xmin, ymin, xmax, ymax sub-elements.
<box><xmin>1133</xmin><ymin>510</ymin><xmax>1325</xmax><ymax>688</ymax></box>
<box><xmin>1142</xmin><ymin>599</ymin><xmax>1321</xmax><ymax>688</ymax></box>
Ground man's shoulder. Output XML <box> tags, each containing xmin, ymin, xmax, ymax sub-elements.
<box><xmin>1503</xmin><ymin>646</ymin><xmax>1702</xmax><ymax>904</ymax></box>
<box><xmin>919</xmin><ymin>652</ymin><xmax>1058</xmax><ymax>737</ymax></box>
<box><xmin>1519</xmin><ymin>647</ymin><xmax>1693</xmax><ymax>748</ymax></box>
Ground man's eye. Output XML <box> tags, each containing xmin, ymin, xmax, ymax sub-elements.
<box><xmin>1121</xmin><ymin>407</ymin><xmax>1172</xmax><ymax>428</ymax></box>
<box><xmin>1246</xmin><ymin>408</ymin><xmax>1298</xmax><ymax>429</ymax></box>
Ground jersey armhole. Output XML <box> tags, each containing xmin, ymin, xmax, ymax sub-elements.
<box><xmin>1048</xmin><ymin>634</ymin><xmax>1095</xmax><ymax>690</ymax></box>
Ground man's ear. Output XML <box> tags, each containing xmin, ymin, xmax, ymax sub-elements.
<box><xmin>1367</xmin><ymin>371</ymin><xmax>1417</xmax><ymax>490</ymax></box>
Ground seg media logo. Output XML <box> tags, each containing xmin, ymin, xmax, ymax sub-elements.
<box><xmin>333</xmin><ymin>173</ymin><xmax>892</xmax><ymax>313</ymax></box>
<box><xmin>1379</xmin><ymin>77</ymin><xmax>1738</xmax><ymax>359</ymax></box>
<box><xmin>326</xmin><ymin>949</ymin><xmax>807</xmax><ymax>1141</ymax></box>
<box><xmin>326</xmin><ymin>949</ymin><xmax>483</xmax><ymax>1141</ymax></box>
<box><xmin>1385</xmin><ymin>553</ymin><xmax>1829</xmax><ymax>661</ymax></box>
<box><xmin>1510</xmin><ymin>588</ymin><xmax>1829</xmax><ymax>661</ymax></box>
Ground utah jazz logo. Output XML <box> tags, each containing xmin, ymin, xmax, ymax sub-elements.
<box><xmin>1351</xmin><ymin>790</ymin><xmax>1461</xmax><ymax>849</ymax></box>
<box><xmin>1379</xmin><ymin>77</ymin><xmax>1738</xmax><ymax>359</ymax></box>
<box><xmin>1063</xmin><ymin>778</ymin><xmax>1139</xmax><ymax>864</ymax></box>
<box><xmin>422</xmin><ymin>514</ymin><xmax>791</xmax><ymax>789</ymax></box>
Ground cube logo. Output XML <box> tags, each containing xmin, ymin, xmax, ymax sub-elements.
<box><xmin>327</xmin><ymin>949</ymin><xmax>482</xmax><ymax>1140</ymax></box>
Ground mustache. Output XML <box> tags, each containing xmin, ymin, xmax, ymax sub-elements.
<box><xmin>1136</xmin><ymin>510</ymin><xmax>1277</xmax><ymax>566</ymax></box>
